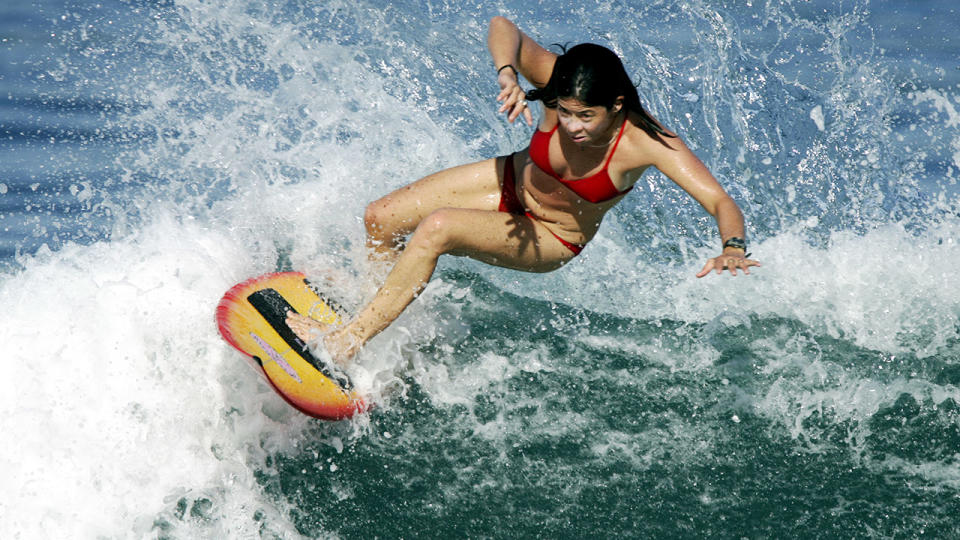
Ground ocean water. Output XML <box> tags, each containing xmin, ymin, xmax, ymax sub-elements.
<box><xmin>2</xmin><ymin>0</ymin><xmax>959</xmax><ymax>537</ymax></box>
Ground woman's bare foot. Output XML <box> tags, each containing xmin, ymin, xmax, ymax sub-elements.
<box><xmin>285</xmin><ymin>311</ymin><xmax>331</xmax><ymax>343</ymax></box>
<box><xmin>285</xmin><ymin>311</ymin><xmax>358</xmax><ymax>366</ymax></box>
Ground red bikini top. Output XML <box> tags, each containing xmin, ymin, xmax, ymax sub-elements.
<box><xmin>529</xmin><ymin>118</ymin><xmax>631</xmax><ymax>204</ymax></box>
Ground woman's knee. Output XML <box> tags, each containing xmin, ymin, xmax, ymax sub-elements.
<box><xmin>407</xmin><ymin>209</ymin><xmax>458</xmax><ymax>256</ymax></box>
<box><xmin>364</xmin><ymin>197</ymin><xmax>404</xmax><ymax>242</ymax></box>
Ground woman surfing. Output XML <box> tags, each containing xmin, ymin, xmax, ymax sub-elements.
<box><xmin>287</xmin><ymin>16</ymin><xmax>760</xmax><ymax>363</ymax></box>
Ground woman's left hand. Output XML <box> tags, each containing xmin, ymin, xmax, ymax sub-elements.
<box><xmin>496</xmin><ymin>69</ymin><xmax>533</xmax><ymax>125</ymax></box>
<box><xmin>696</xmin><ymin>252</ymin><xmax>761</xmax><ymax>277</ymax></box>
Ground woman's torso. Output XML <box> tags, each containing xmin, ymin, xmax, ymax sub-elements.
<box><xmin>515</xmin><ymin>110</ymin><xmax>652</xmax><ymax>246</ymax></box>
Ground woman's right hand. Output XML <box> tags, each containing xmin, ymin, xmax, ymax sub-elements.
<box><xmin>496</xmin><ymin>67</ymin><xmax>533</xmax><ymax>125</ymax></box>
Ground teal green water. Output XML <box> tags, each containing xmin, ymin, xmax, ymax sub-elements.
<box><xmin>250</xmin><ymin>275</ymin><xmax>960</xmax><ymax>538</ymax></box>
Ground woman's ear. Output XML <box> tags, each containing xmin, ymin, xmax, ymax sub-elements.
<box><xmin>613</xmin><ymin>96</ymin><xmax>625</xmax><ymax>112</ymax></box>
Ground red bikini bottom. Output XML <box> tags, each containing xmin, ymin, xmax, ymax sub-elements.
<box><xmin>498</xmin><ymin>153</ymin><xmax>584</xmax><ymax>255</ymax></box>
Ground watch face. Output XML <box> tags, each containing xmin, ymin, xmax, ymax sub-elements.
<box><xmin>724</xmin><ymin>238</ymin><xmax>747</xmax><ymax>250</ymax></box>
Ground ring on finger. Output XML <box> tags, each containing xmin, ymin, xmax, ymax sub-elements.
<box><xmin>518</xmin><ymin>99</ymin><xmax>527</xmax><ymax>107</ymax></box>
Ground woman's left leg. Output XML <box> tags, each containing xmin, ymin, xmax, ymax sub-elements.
<box><xmin>364</xmin><ymin>157</ymin><xmax>505</xmax><ymax>261</ymax></box>
<box><xmin>288</xmin><ymin>207</ymin><xmax>575</xmax><ymax>362</ymax></box>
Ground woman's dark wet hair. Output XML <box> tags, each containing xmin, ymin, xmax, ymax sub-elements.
<box><xmin>526</xmin><ymin>43</ymin><xmax>673</xmax><ymax>137</ymax></box>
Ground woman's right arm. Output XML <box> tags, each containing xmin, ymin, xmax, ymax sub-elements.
<box><xmin>487</xmin><ymin>16</ymin><xmax>555</xmax><ymax>125</ymax></box>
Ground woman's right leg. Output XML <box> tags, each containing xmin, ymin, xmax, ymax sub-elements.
<box><xmin>287</xmin><ymin>157</ymin><xmax>514</xmax><ymax>358</ymax></box>
<box><xmin>364</xmin><ymin>157</ymin><xmax>505</xmax><ymax>260</ymax></box>
<box><xmin>304</xmin><ymin>205</ymin><xmax>574</xmax><ymax>363</ymax></box>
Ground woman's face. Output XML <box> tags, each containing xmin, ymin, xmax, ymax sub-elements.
<box><xmin>556</xmin><ymin>96</ymin><xmax>622</xmax><ymax>146</ymax></box>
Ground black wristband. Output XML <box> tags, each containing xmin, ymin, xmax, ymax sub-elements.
<box><xmin>497</xmin><ymin>64</ymin><xmax>518</xmax><ymax>77</ymax></box>
<box><xmin>722</xmin><ymin>237</ymin><xmax>747</xmax><ymax>251</ymax></box>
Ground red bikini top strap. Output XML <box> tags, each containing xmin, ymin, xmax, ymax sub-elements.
<box><xmin>603</xmin><ymin>117</ymin><xmax>628</xmax><ymax>168</ymax></box>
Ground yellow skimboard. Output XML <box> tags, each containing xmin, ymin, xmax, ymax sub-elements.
<box><xmin>215</xmin><ymin>272</ymin><xmax>365</xmax><ymax>420</ymax></box>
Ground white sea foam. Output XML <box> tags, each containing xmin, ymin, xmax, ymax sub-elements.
<box><xmin>810</xmin><ymin>105</ymin><xmax>826</xmax><ymax>131</ymax></box>
<box><xmin>491</xmin><ymin>217</ymin><xmax>960</xmax><ymax>360</ymax></box>
<box><xmin>1</xmin><ymin>216</ymin><xmax>286</xmax><ymax>536</ymax></box>
<box><xmin>0</xmin><ymin>5</ymin><xmax>483</xmax><ymax>531</ymax></box>
<box><xmin>0</xmin><ymin>194</ymin><xmax>437</xmax><ymax>536</ymax></box>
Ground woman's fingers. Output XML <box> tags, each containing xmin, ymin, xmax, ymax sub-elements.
<box><xmin>496</xmin><ymin>85</ymin><xmax>532</xmax><ymax>125</ymax></box>
<box><xmin>508</xmin><ymin>98</ymin><xmax>533</xmax><ymax>125</ymax></box>
<box><xmin>724</xmin><ymin>257</ymin><xmax>738</xmax><ymax>276</ymax></box>
<box><xmin>497</xmin><ymin>87</ymin><xmax>522</xmax><ymax>110</ymax></box>
<box><xmin>696</xmin><ymin>255</ymin><xmax>761</xmax><ymax>278</ymax></box>
<box><xmin>696</xmin><ymin>259</ymin><xmax>716</xmax><ymax>278</ymax></box>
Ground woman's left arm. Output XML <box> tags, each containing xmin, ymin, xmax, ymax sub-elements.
<box><xmin>650</xmin><ymin>136</ymin><xmax>761</xmax><ymax>277</ymax></box>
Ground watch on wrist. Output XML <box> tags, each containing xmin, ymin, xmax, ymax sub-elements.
<box><xmin>722</xmin><ymin>237</ymin><xmax>747</xmax><ymax>252</ymax></box>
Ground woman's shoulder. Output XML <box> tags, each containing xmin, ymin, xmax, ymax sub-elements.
<box><xmin>616</xmin><ymin>114</ymin><xmax>686</xmax><ymax>171</ymax></box>
<box><xmin>626</xmin><ymin>112</ymin><xmax>685</xmax><ymax>147</ymax></box>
